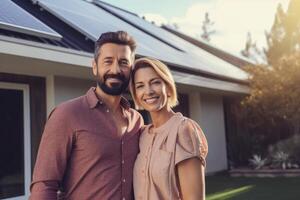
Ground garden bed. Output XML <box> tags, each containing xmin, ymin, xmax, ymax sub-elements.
<box><xmin>229</xmin><ymin>168</ymin><xmax>300</xmax><ymax>177</ymax></box>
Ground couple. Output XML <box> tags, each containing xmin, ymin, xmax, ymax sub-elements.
<box><xmin>30</xmin><ymin>31</ymin><xmax>208</xmax><ymax>200</ymax></box>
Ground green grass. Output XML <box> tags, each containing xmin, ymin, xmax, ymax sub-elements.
<box><xmin>206</xmin><ymin>174</ymin><xmax>300</xmax><ymax>200</ymax></box>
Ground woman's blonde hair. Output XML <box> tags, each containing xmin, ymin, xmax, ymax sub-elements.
<box><xmin>130</xmin><ymin>57</ymin><xmax>178</xmax><ymax>110</ymax></box>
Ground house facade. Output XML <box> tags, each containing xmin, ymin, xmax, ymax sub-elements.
<box><xmin>0</xmin><ymin>0</ymin><xmax>249</xmax><ymax>199</ymax></box>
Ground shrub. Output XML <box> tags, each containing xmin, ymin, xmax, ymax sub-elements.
<box><xmin>248</xmin><ymin>154</ymin><xmax>268</xmax><ymax>169</ymax></box>
<box><xmin>268</xmin><ymin>134</ymin><xmax>300</xmax><ymax>164</ymax></box>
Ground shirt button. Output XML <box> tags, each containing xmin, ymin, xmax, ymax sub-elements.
<box><xmin>121</xmin><ymin>141</ymin><xmax>124</xmax><ymax>145</ymax></box>
<box><xmin>106</xmin><ymin>109</ymin><xmax>109</xmax><ymax>112</ymax></box>
<box><xmin>123</xmin><ymin>178</ymin><xmax>126</xmax><ymax>183</ymax></box>
<box><xmin>99</xmin><ymin>101</ymin><xmax>103</xmax><ymax>104</ymax></box>
<box><xmin>122</xmin><ymin>198</ymin><xmax>126</xmax><ymax>200</ymax></box>
<box><xmin>122</xmin><ymin>160</ymin><xmax>125</xmax><ymax>164</ymax></box>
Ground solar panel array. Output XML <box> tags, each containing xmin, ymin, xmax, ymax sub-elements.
<box><xmin>0</xmin><ymin>0</ymin><xmax>62</xmax><ymax>40</ymax></box>
<box><xmin>94</xmin><ymin>0</ymin><xmax>248</xmax><ymax>81</ymax></box>
<box><xmin>34</xmin><ymin>0</ymin><xmax>247</xmax><ymax>81</ymax></box>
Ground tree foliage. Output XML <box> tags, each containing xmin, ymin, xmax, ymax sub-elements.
<box><xmin>229</xmin><ymin>0</ymin><xmax>300</xmax><ymax>166</ymax></box>
<box><xmin>201</xmin><ymin>12</ymin><xmax>215</xmax><ymax>42</ymax></box>
<box><xmin>241</xmin><ymin>0</ymin><xmax>300</xmax><ymax>135</ymax></box>
<box><xmin>241</xmin><ymin>32</ymin><xmax>265</xmax><ymax>63</ymax></box>
<box><xmin>241</xmin><ymin>0</ymin><xmax>300</xmax><ymax>64</ymax></box>
<box><xmin>265</xmin><ymin>0</ymin><xmax>300</xmax><ymax>65</ymax></box>
<box><xmin>242</xmin><ymin>53</ymin><xmax>300</xmax><ymax>135</ymax></box>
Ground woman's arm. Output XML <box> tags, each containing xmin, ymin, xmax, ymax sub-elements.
<box><xmin>177</xmin><ymin>158</ymin><xmax>205</xmax><ymax>200</ymax></box>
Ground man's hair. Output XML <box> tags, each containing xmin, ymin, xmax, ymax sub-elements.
<box><xmin>94</xmin><ymin>31</ymin><xmax>136</xmax><ymax>62</ymax></box>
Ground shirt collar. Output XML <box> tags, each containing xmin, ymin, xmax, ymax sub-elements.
<box><xmin>86</xmin><ymin>87</ymin><xmax>131</xmax><ymax>110</ymax></box>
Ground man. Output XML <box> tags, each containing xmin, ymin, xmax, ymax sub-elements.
<box><xmin>30</xmin><ymin>31</ymin><xmax>143</xmax><ymax>199</ymax></box>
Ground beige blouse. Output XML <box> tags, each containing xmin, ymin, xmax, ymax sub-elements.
<box><xmin>133</xmin><ymin>113</ymin><xmax>208</xmax><ymax>200</ymax></box>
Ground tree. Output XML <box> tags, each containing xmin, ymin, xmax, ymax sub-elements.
<box><xmin>243</xmin><ymin>0</ymin><xmax>300</xmax><ymax>133</ymax></box>
<box><xmin>264</xmin><ymin>0</ymin><xmax>300</xmax><ymax>65</ymax></box>
<box><xmin>241</xmin><ymin>32</ymin><xmax>265</xmax><ymax>63</ymax></box>
<box><xmin>241</xmin><ymin>0</ymin><xmax>300</xmax><ymax>65</ymax></box>
<box><xmin>242</xmin><ymin>52</ymin><xmax>300</xmax><ymax>135</ymax></box>
<box><xmin>230</xmin><ymin>0</ymin><xmax>300</xmax><ymax>166</ymax></box>
<box><xmin>201</xmin><ymin>12</ymin><xmax>215</xmax><ymax>42</ymax></box>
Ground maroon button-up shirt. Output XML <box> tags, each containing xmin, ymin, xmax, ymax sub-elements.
<box><xmin>30</xmin><ymin>87</ymin><xmax>143</xmax><ymax>200</ymax></box>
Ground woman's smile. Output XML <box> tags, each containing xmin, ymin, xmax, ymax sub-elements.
<box><xmin>143</xmin><ymin>96</ymin><xmax>160</xmax><ymax>104</ymax></box>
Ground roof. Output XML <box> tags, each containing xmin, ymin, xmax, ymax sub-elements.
<box><xmin>162</xmin><ymin>25</ymin><xmax>253</xmax><ymax>68</ymax></box>
<box><xmin>2</xmin><ymin>0</ymin><xmax>94</xmax><ymax>52</ymax></box>
<box><xmin>0</xmin><ymin>0</ymin><xmax>249</xmax><ymax>89</ymax></box>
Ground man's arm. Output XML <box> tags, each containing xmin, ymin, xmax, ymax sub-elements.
<box><xmin>29</xmin><ymin>107</ymin><xmax>74</xmax><ymax>199</ymax></box>
<box><xmin>30</xmin><ymin>181</ymin><xmax>60</xmax><ymax>199</ymax></box>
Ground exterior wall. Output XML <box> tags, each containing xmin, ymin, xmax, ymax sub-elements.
<box><xmin>54</xmin><ymin>76</ymin><xmax>94</xmax><ymax>106</ymax></box>
<box><xmin>0</xmin><ymin>51</ymin><xmax>92</xmax><ymax>79</ymax></box>
<box><xmin>0</xmin><ymin>52</ymin><xmax>93</xmax><ymax>115</ymax></box>
<box><xmin>188</xmin><ymin>91</ymin><xmax>228</xmax><ymax>173</ymax></box>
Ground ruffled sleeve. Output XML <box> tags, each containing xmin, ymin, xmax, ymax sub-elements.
<box><xmin>175</xmin><ymin>118</ymin><xmax>208</xmax><ymax>167</ymax></box>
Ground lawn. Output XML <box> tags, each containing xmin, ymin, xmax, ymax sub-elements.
<box><xmin>206</xmin><ymin>173</ymin><xmax>300</xmax><ymax>200</ymax></box>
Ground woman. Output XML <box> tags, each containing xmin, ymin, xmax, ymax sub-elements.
<box><xmin>130</xmin><ymin>57</ymin><xmax>208</xmax><ymax>200</ymax></box>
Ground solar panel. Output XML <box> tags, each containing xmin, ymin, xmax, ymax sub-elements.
<box><xmin>0</xmin><ymin>0</ymin><xmax>62</xmax><ymax>40</ymax></box>
<box><xmin>94</xmin><ymin>1</ymin><xmax>219</xmax><ymax>57</ymax></box>
<box><xmin>93</xmin><ymin>0</ymin><xmax>249</xmax><ymax>81</ymax></box>
<box><xmin>35</xmin><ymin>0</ymin><xmax>248</xmax><ymax>81</ymax></box>
<box><xmin>34</xmin><ymin>0</ymin><xmax>181</xmax><ymax>60</ymax></box>
<box><xmin>94</xmin><ymin>1</ymin><xmax>185</xmax><ymax>51</ymax></box>
<box><xmin>93</xmin><ymin>1</ymin><xmax>249</xmax><ymax>80</ymax></box>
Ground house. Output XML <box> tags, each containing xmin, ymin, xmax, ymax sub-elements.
<box><xmin>0</xmin><ymin>0</ymin><xmax>249</xmax><ymax>198</ymax></box>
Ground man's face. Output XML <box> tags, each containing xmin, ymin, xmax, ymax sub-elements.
<box><xmin>92</xmin><ymin>43</ymin><xmax>133</xmax><ymax>96</ymax></box>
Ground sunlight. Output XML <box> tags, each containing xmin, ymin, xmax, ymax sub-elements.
<box><xmin>207</xmin><ymin>185</ymin><xmax>254</xmax><ymax>200</ymax></box>
<box><xmin>170</xmin><ymin>0</ymin><xmax>289</xmax><ymax>54</ymax></box>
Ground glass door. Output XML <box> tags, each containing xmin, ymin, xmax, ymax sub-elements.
<box><xmin>0</xmin><ymin>82</ymin><xmax>31</xmax><ymax>200</ymax></box>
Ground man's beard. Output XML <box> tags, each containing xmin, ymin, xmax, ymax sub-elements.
<box><xmin>97</xmin><ymin>72</ymin><xmax>130</xmax><ymax>96</ymax></box>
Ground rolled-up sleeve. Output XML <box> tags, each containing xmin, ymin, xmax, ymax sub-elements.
<box><xmin>175</xmin><ymin>119</ymin><xmax>208</xmax><ymax>167</ymax></box>
<box><xmin>29</xmin><ymin>181</ymin><xmax>59</xmax><ymax>200</ymax></box>
<box><xmin>30</xmin><ymin>106</ymin><xmax>74</xmax><ymax>199</ymax></box>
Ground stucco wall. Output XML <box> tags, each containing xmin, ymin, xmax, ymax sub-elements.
<box><xmin>54</xmin><ymin>76</ymin><xmax>94</xmax><ymax>105</ymax></box>
<box><xmin>188</xmin><ymin>92</ymin><xmax>228</xmax><ymax>173</ymax></box>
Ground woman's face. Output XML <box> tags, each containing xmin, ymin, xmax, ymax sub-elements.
<box><xmin>134</xmin><ymin>67</ymin><xmax>169</xmax><ymax>112</ymax></box>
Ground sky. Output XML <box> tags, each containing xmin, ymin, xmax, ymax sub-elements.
<box><xmin>102</xmin><ymin>0</ymin><xmax>290</xmax><ymax>56</ymax></box>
